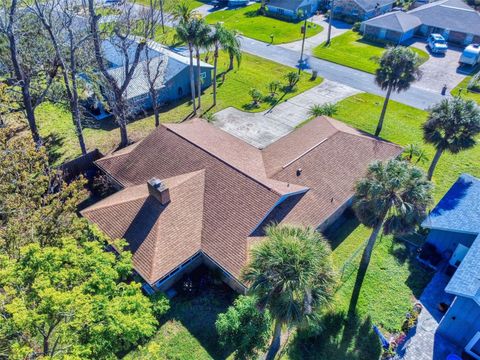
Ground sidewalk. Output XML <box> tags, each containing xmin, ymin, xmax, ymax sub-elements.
<box><xmin>395</xmin><ymin>271</ymin><xmax>460</xmax><ymax>360</ymax></box>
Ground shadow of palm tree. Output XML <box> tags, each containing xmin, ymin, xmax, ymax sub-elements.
<box><xmin>288</xmin><ymin>311</ymin><xmax>382</xmax><ymax>360</ymax></box>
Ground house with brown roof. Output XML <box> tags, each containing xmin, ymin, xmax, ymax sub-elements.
<box><xmin>82</xmin><ymin>117</ymin><xmax>402</xmax><ymax>293</ymax></box>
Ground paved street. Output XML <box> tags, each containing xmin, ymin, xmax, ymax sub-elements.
<box><xmin>240</xmin><ymin>36</ymin><xmax>447</xmax><ymax>110</ymax></box>
<box><xmin>125</xmin><ymin>0</ymin><xmax>452</xmax><ymax>110</ymax></box>
<box><xmin>213</xmin><ymin>80</ymin><xmax>360</xmax><ymax>148</ymax></box>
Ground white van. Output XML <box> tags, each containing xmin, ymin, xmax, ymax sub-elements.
<box><xmin>460</xmin><ymin>44</ymin><xmax>480</xmax><ymax>66</ymax></box>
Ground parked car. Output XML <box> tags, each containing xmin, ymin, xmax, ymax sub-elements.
<box><xmin>427</xmin><ymin>33</ymin><xmax>448</xmax><ymax>54</ymax></box>
<box><xmin>459</xmin><ymin>44</ymin><xmax>480</xmax><ymax>66</ymax></box>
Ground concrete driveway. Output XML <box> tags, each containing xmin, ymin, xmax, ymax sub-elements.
<box><xmin>411</xmin><ymin>41</ymin><xmax>474</xmax><ymax>94</ymax></box>
<box><xmin>213</xmin><ymin>80</ymin><xmax>361</xmax><ymax>148</ymax></box>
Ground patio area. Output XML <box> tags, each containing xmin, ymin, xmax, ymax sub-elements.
<box><xmin>395</xmin><ymin>270</ymin><xmax>461</xmax><ymax>360</ymax></box>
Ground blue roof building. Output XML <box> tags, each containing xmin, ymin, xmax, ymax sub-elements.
<box><xmin>95</xmin><ymin>38</ymin><xmax>213</xmax><ymax>116</ymax></box>
<box><xmin>422</xmin><ymin>174</ymin><xmax>480</xmax><ymax>357</ymax></box>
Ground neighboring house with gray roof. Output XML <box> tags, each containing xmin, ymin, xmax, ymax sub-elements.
<box><xmin>360</xmin><ymin>11</ymin><xmax>422</xmax><ymax>43</ymax></box>
<box><xmin>266</xmin><ymin>0</ymin><xmax>320</xmax><ymax>20</ymax></box>
<box><xmin>332</xmin><ymin>0</ymin><xmax>395</xmax><ymax>22</ymax></box>
<box><xmin>98</xmin><ymin>38</ymin><xmax>213</xmax><ymax>115</ymax></box>
<box><xmin>421</xmin><ymin>174</ymin><xmax>480</xmax><ymax>356</ymax></box>
<box><xmin>361</xmin><ymin>0</ymin><xmax>480</xmax><ymax>44</ymax></box>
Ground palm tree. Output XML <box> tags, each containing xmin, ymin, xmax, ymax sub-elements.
<box><xmin>423</xmin><ymin>97</ymin><xmax>480</xmax><ymax>180</ymax></box>
<box><xmin>349</xmin><ymin>159</ymin><xmax>433</xmax><ymax>313</ymax></box>
<box><xmin>193</xmin><ymin>19</ymin><xmax>210</xmax><ymax>110</ymax></box>
<box><xmin>242</xmin><ymin>225</ymin><xmax>336</xmax><ymax>360</ymax></box>
<box><xmin>223</xmin><ymin>29</ymin><xmax>242</xmax><ymax>72</ymax></box>
<box><xmin>208</xmin><ymin>24</ymin><xmax>242</xmax><ymax>106</ymax></box>
<box><xmin>176</xmin><ymin>18</ymin><xmax>204</xmax><ymax>115</ymax></box>
<box><xmin>170</xmin><ymin>0</ymin><xmax>196</xmax><ymax>23</ymax></box>
<box><xmin>374</xmin><ymin>47</ymin><xmax>422</xmax><ymax>136</ymax></box>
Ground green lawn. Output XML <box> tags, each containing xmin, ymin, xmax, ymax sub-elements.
<box><xmin>35</xmin><ymin>51</ymin><xmax>321</xmax><ymax>164</ymax></box>
<box><xmin>286</xmin><ymin>92</ymin><xmax>480</xmax><ymax>358</ymax></box>
<box><xmin>205</xmin><ymin>4</ymin><xmax>323</xmax><ymax>44</ymax></box>
<box><xmin>153</xmin><ymin>25</ymin><xmax>181</xmax><ymax>47</ymax></box>
<box><xmin>451</xmin><ymin>71</ymin><xmax>480</xmax><ymax>105</ymax></box>
<box><xmin>333</xmin><ymin>93</ymin><xmax>480</xmax><ymax>198</ymax></box>
<box><xmin>135</xmin><ymin>0</ymin><xmax>207</xmax><ymax>9</ymax></box>
<box><xmin>125</xmin><ymin>272</ymin><xmax>237</xmax><ymax>360</ymax></box>
<box><xmin>287</xmin><ymin>216</ymin><xmax>431</xmax><ymax>360</ymax></box>
<box><xmin>312</xmin><ymin>31</ymin><xmax>430</xmax><ymax>74</ymax></box>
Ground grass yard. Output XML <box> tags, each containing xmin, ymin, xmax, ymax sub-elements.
<box><xmin>286</xmin><ymin>215</ymin><xmax>432</xmax><ymax>360</ymax></box>
<box><xmin>35</xmin><ymin>51</ymin><xmax>321</xmax><ymax>164</ymax></box>
<box><xmin>135</xmin><ymin>0</ymin><xmax>207</xmax><ymax>9</ymax></box>
<box><xmin>333</xmin><ymin>93</ymin><xmax>480</xmax><ymax>198</ymax></box>
<box><xmin>285</xmin><ymin>92</ymin><xmax>480</xmax><ymax>358</ymax></box>
<box><xmin>153</xmin><ymin>25</ymin><xmax>181</xmax><ymax>47</ymax></box>
<box><xmin>205</xmin><ymin>4</ymin><xmax>323</xmax><ymax>44</ymax></box>
<box><xmin>312</xmin><ymin>31</ymin><xmax>429</xmax><ymax>74</ymax></box>
<box><xmin>125</xmin><ymin>269</ymin><xmax>237</xmax><ymax>360</ymax></box>
<box><xmin>451</xmin><ymin>70</ymin><xmax>480</xmax><ymax>105</ymax></box>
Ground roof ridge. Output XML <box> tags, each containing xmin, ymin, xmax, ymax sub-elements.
<box><xmin>163</xmin><ymin>125</ymin><xmax>292</xmax><ymax>197</ymax></box>
<box><xmin>151</xmin><ymin>169</ymin><xmax>206</xmax><ymax>282</ymax></box>
<box><xmin>81</xmin><ymin>184</ymin><xmax>148</xmax><ymax>212</ymax></box>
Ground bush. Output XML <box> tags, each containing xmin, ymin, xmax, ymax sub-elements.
<box><xmin>352</xmin><ymin>22</ymin><xmax>361</xmax><ymax>32</ymax></box>
<box><xmin>150</xmin><ymin>292</ymin><xmax>170</xmax><ymax>319</ymax></box>
<box><xmin>285</xmin><ymin>71</ymin><xmax>300</xmax><ymax>89</ymax></box>
<box><xmin>202</xmin><ymin>112</ymin><xmax>217</xmax><ymax>123</ymax></box>
<box><xmin>268</xmin><ymin>80</ymin><xmax>281</xmax><ymax>97</ymax></box>
<box><xmin>249</xmin><ymin>88</ymin><xmax>263</xmax><ymax>107</ymax></box>
<box><xmin>308</xmin><ymin>102</ymin><xmax>338</xmax><ymax>117</ymax></box>
<box><xmin>216</xmin><ymin>295</ymin><xmax>271</xmax><ymax>360</ymax></box>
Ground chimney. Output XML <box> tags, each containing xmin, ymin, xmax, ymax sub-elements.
<box><xmin>147</xmin><ymin>178</ymin><xmax>170</xmax><ymax>205</ymax></box>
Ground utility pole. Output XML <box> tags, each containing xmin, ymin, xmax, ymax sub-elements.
<box><xmin>298</xmin><ymin>16</ymin><xmax>308</xmax><ymax>74</ymax></box>
<box><xmin>326</xmin><ymin>0</ymin><xmax>334</xmax><ymax>45</ymax></box>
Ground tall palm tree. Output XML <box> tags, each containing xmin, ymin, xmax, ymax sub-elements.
<box><xmin>423</xmin><ymin>97</ymin><xmax>480</xmax><ymax>180</ymax></box>
<box><xmin>374</xmin><ymin>47</ymin><xmax>422</xmax><ymax>136</ymax></box>
<box><xmin>224</xmin><ymin>29</ymin><xmax>242</xmax><ymax>72</ymax></box>
<box><xmin>193</xmin><ymin>19</ymin><xmax>210</xmax><ymax>110</ymax></box>
<box><xmin>176</xmin><ymin>18</ymin><xmax>204</xmax><ymax>115</ymax></box>
<box><xmin>242</xmin><ymin>225</ymin><xmax>336</xmax><ymax>360</ymax></box>
<box><xmin>208</xmin><ymin>24</ymin><xmax>242</xmax><ymax>105</ymax></box>
<box><xmin>349</xmin><ymin>159</ymin><xmax>433</xmax><ymax>313</ymax></box>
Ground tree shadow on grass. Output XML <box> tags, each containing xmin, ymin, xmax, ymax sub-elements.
<box><xmin>165</xmin><ymin>268</ymin><xmax>237</xmax><ymax>359</ymax></box>
<box><xmin>323</xmin><ymin>209</ymin><xmax>360</xmax><ymax>251</ymax></box>
<box><xmin>388</xmin><ymin>236</ymin><xmax>434</xmax><ymax>299</ymax></box>
<box><xmin>288</xmin><ymin>311</ymin><xmax>382</xmax><ymax>360</ymax></box>
<box><xmin>43</xmin><ymin>132</ymin><xmax>65</xmax><ymax>165</ymax></box>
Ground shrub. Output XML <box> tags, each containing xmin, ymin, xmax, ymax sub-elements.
<box><xmin>268</xmin><ymin>80</ymin><xmax>281</xmax><ymax>97</ymax></box>
<box><xmin>150</xmin><ymin>292</ymin><xmax>170</xmax><ymax>319</ymax></box>
<box><xmin>216</xmin><ymin>295</ymin><xmax>271</xmax><ymax>360</ymax></box>
<box><xmin>308</xmin><ymin>102</ymin><xmax>338</xmax><ymax>117</ymax></box>
<box><xmin>202</xmin><ymin>112</ymin><xmax>217</xmax><ymax>123</ymax></box>
<box><xmin>352</xmin><ymin>22</ymin><xmax>361</xmax><ymax>32</ymax></box>
<box><xmin>468</xmin><ymin>73</ymin><xmax>480</xmax><ymax>92</ymax></box>
<box><xmin>285</xmin><ymin>71</ymin><xmax>300</xmax><ymax>88</ymax></box>
<box><xmin>249</xmin><ymin>88</ymin><xmax>263</xmax><ymax>107</ymax></box>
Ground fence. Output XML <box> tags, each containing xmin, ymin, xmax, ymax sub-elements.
<box><xmin>59</xmin><ymin>149</ymin><xmax>103</xmax><ymax>181</ymax></box>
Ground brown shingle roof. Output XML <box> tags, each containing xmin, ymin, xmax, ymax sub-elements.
<box><xmin>85</xmin><ymin>117</ymin><xmax>402</xmax><ymax>286</ymax></box>
<box><xmin>82</xmin><ymin>171</ymin><xmax>205</xmax><ymax>284</ymax></box>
